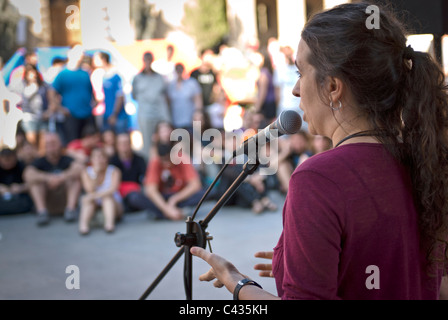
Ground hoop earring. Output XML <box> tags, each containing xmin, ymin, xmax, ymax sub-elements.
<box><xmin>330</xmin><ymin>100</ymin><xmax>342</xmax><ymax>111</ymax></box>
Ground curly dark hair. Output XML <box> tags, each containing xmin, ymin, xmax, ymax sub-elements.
<box><xmin>301</xmin><ymin>2</ymin><xmax>448</xmax><ymax>271</ymax></box>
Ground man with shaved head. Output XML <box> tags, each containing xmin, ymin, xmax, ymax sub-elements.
<box><xmin>24</xmin><ymin>132</ymin><xmax>83</xmax><ymax>226</ymax></box>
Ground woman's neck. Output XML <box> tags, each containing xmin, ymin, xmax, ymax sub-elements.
<box><xmin>330</xmin><ymin>115</ymin><xmax>379</xmax><ymax>147</ymax></box>
<box><xmin>332</xmin><ymin>126</ymin><xmax>381</xmax><ymax>147</ymax></box>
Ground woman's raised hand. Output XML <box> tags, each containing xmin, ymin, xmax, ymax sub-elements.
<box><xmin>254</xmin><ymin>251</ymin><xmax>274</xmax><ymax>278</ymax></box>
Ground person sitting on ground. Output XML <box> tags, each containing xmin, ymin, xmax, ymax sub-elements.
<box><xmin>23</xmin><ymin>132</ymin><xmax>83</xmax><ymax>226</ymax></box>
<box><xmin>0</xmin><ymin>148</ymin><xmax>33</xmax><ymax>215</ymax></box>
<box><xmin>109</xmin><ymin>132</ymin><xmax>162</xmax><ymax>218</ymax></box>
<box><xmin>219</xmin><ymin>158</ymin><xmax>278</xmax><ymax>214</ymax></box>
<box><xmin>213</xmin><ymin>131</ymin><xmax>278</xmax><ymax>214</ymax></box>
<box><xmin>78</xmin><ymin>147</ymin><xmax>123</xmax><ymax>235</ymax></box>
<box><xmin>144</xmin><ymin>142</ymin><xmax>204</xmax><ymax>221</ymax></box>
<box><xmin>66</xmin><ymin>124</ymin><xmax>102</xmax><ymax>165</ymax></box>
<box><xmin>311</xmin><ymin>135</ymin><xmax>333</xmax><ymax>154</ymax></box>
<box><xmin>16</xmin><ymin>140</ymin><xmax>39</xmax><ymax>166</ymax></box>
<box><xmin>276</xmin><ymin>130</ymin><xmax>313</xmax><ymax>193</ymax></box>
<box><xmin>101</xmin><ymin>129</ymin><xmax>116</xmax><ymax>158</ymax></box>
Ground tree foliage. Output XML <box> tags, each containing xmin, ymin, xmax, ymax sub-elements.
<box><xmin>182</xmin><ymin>0</ymin><xmax>228</xmax><ymax>53</ymax></box>
<box><xmin>130</xmin><ymin>0</ymin><xmax>173</xmax><ymax>40</ymax></box>
<box><xmin>0</xmin><ymin>0</ymin><xmax>20</xmax><ymax>63</ymax></box>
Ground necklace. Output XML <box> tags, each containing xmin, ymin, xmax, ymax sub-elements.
<box><xmin>334</xmin><ymin>130</ymin><xmax>383</xmax><ymax>148</ymax></box>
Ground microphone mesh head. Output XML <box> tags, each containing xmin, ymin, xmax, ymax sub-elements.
<box><xmin>278</xmin><ymin>110</ymin><xmax>302</xmax><ymax>134</ymax></box>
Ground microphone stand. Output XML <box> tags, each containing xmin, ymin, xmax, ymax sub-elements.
<box><xmin>139</xmin><ymin>157</ymin><xmax>261</xmax><ymax>300</ymax></box>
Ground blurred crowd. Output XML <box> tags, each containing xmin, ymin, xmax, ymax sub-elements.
<box><xmin>0</xmin><ymin>40</ymin><xmax>333</xmax><ymax>235</ymax></box>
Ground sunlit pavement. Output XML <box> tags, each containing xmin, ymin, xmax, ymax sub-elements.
<box><xmin>0</xmin><ymin>191</ymin><xmax>285</xmax><ymax>300</ymax></box>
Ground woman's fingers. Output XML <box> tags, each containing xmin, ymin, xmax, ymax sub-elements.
<box><xmin>254</xmin><ymin>263</ymin><xmax>274</xmax><ymax>278</ymax></box>
<box><xmin>191</xmin><ymin>246</ymin><xmax>236</xmax><ymax>273</ymax></box>
<box><xmin>254</xmin><ymin>251</ymin><xmax>273</xmax><ymax>260</ymax></box>
<box><xmin>258</xmin><ymin>270</ymin><xmax>274</xmax><ymax>278</ymax></box>
<box><xmin>198</xmin><ymin>267</ymin><xmax>225</xmax><ymax>287</ymax></box>
<box><xmin>254</xmin><ymin>251</ymin><xmax>274</xmax><ymax>278</ymax></box>
<box><xmin>213</xmin><ymin>279</ymin><xmax>224</xmax><ymax>288</ymax></box>
<box><xmin>191</xmin><ymin>247</ymin><xmax>231</xmax><ymax>284</ymax></box>
<box><xmin>192</xmin><ymin>247</ymin><xmax>216</xmax><ymax>283</ymax></box>
<box><xmin>199</xmin><ymin>267</ymin><xmax>217</xmax><ymax>282</ymax></box>
<box><xmin>191</xmin><ymin>246</ymin><xmax>211</xmax><ymax>262</ymax></box>
<box><xmin>191</xmin><ymin>246</ymin><xmax>246</xmax><ymax>292</ymax></box>
<box><xmin>254</xmin><ymin>263</ymin><xmax>272</xmax><ymax>271</ymax></box>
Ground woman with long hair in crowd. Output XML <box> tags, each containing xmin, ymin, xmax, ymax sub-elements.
<box><xmin>9</xmin><ymin>64</ymin><xmax>51</xmax><ymax>153</ymax></box>
<box><xmin>79</xmin><ymin>147</ymin><xmax>123</xmax><ymax>235</ymax></box>
<box><xmin>254</xmin><ymin>50</ymin><xmax>278</xmax><ymax>124</ymax></box>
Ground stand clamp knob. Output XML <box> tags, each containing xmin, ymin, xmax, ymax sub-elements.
<box><xmin>174</xmin><ymin>232</ymin><xmax>187</xmax><ymax>247</ymax></box>
<box><xmin>174</xmin><ymin>218</ymin><xmax>207</xmax><ymax>248</ymax></box>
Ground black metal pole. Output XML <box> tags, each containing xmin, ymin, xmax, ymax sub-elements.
<box><xmin>183</xmin><ymin>161</ymin><xmax>260</xmax><ymax>300</ymax></box>
<box><xmin>139</xmin><ymin>159</ymin><xmax>260</xmax><ymax>300</ymax></box>
<box><xmin>200</xmin><ymin>161</ymin><xmax>260</xmax><ymax>229</ymax></box>
<box><xmin>184</xmin><ymin>217</ymin><xmax>194</xmax><ymax>300</ymax></box>
<box><xmin>139</xmin><ymin>246</ymin><xmax>184</xmax><ymax>300</ymax></box>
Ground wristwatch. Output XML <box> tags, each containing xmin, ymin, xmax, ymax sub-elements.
<box><xmin>233</xmin><ymin>278</ymin><xmax>263</xmax><ymax>300</ymax></box>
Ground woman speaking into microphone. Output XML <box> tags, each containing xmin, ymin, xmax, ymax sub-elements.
<box><xmin>191</xmin><ymin>2</ymin><xmax>448</xmax><ymax>300</ymax></box>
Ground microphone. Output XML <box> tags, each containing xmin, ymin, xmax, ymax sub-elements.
<box><xmin>233</xmin><ymin>109</ymin><xmax>302</xmax><ymax>157</ymax></box>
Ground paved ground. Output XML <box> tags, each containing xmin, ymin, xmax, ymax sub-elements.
<box><xmin>0</xmin><ymin>191</ymin><xmax>285</xmax><ymax>300</ymax></box>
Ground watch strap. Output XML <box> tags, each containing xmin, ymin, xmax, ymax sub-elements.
<box><xmin>233</xmin><ymin>278</ymin><xmax>263</xmax><ymax>300</ymax></box>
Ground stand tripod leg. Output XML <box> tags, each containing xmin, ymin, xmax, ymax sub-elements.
<box><xmin>184</xmin><ymin>245</ymin><xmax>192</xmax><ymax>300</ymax></box>
<box><xmin>139</xmin><ymin>160</ymin><xmax>260</xmax><ymax>300</ymax></box>
<box><xmin>139</xmin><ymin>246</ymin><xmax>185</xmax><ymax>300</ymax></box>
<box><xmin>184</xmin><ymin>216</ymin><xmax>194</xmax><ymax>300</ymax></box>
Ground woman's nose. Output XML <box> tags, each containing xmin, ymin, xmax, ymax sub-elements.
<box><xmin>292</xmin><ymin>79</ymin><xmax>300</xmax><ymax>97</ymax></box>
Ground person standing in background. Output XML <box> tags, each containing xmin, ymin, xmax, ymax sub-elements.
<box><xmin>254</xmin><ymin>50</ymin><xmax>278</xmax><ymax>124</ymax></box>
<box><xmin>8</xmin><ymin>49</ymin><xmax>40</xmax><ymax>87</ymax></box>
<box><xmin>50</xmin><ymin>45</ymin><xmax>96</xmax><ymax>144</ymax></box>
<box><xmin>91</xmin><ymin>51</ymin><xmax>128</xmax><ymax>134</ymax></box>
<box><xmin>167</xmin><ymin>63</ymin><xmax>202</xmax><ymax>132</ymax></box>
<box><xmin>131</xmin><ymin>52</ymin><xmax>171</xmax><ymax>160</ymax></box>
<box><xmin>273</xmin><ymin>46</ymin><xmax>307</xmax><ymax>131</ymax></box>
<box><xmin>151</xmin><ymin>44</ymin><xmax>176</xmax><ymax>83</ymax></box>
<box><xmin>43</xmin><ymin>57</ymin><xmax>66</xmax><ymax>84</ymax></box>
<box><xmin>43</xmin><ymin>57</ymin><xmax>67</xmax><ymax>145</ymax></box>
<box><xmin>8</xmin><ymin>64</ymin><xmax>51</xmax><ymax>152</ymax></box>
<box><xmin>190</xmin><ymin>49</ymin><xmax>219</xmax><ymax>109</ymax></box>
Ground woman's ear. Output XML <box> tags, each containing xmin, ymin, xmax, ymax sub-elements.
<box><xmin>327</xmin><ymin>76</ymin><xmax>344</xmax><ymax>104</ymax></box>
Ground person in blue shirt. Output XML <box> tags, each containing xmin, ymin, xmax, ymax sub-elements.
<box><xmin>91</xmin><ymin>51</ymin><xmax>128</xmax><ymax>134</ymax></box>
<box><xmin>50</xmin><ymin>45</ymin><xmax>96</xmax><ymax>144</ymax></box>
<box><xmin>167</xmin><ymin>63</ymin><xmax>202</xmax><ymax>132</ymax></box>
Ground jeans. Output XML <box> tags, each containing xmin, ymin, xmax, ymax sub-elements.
<box><xmin>124</xmin><ymin>190</ymin><xmax>205</xmax><ymax>219</ymax></box>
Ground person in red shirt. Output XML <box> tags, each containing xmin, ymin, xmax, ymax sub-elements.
<box><xmin>66</xmin><ymin>125</ymin><xmax>101</xmax><ymax>165</ymax></box>
<box><xmin>190</xmin><ymin>2</ymin><xmax>448</xmax><ymax>300</ymax></box>
<box><xmin>144</xmin><ymin>142</ymin><xmax>204</xmax><ymax>221</ymax></box>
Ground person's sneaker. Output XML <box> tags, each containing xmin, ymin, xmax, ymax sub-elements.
<box><xmin>36</xmin><ymin>210</ymin><xmax>50</xmax><ymax>226</ymax></box>
<box><xmin>64</xmin><ymin>208</ymin><xmax>78</xmax><ymax>222</ymax></box>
